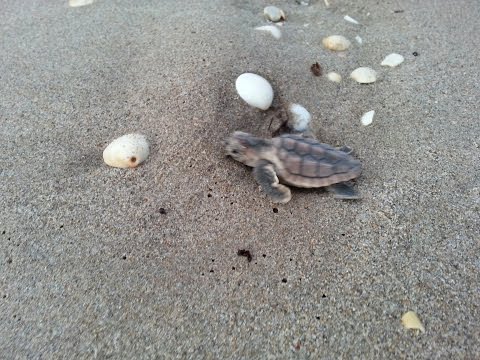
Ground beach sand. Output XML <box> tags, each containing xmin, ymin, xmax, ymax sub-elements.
<box><xmin>1</xmin><ymin>0</ymin><xmax>479</xmax><ymax>357</ymax></box>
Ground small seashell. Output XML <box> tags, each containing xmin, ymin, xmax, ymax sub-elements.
<box><xmin>322</xmin><ymin>35</ymin><xmax>351</xmax><ymax>51</ymax></box>
<box><xmin>235</xmin><ymin>73</ymin><xmax>274</xmax><ymax>110</ymax></box>
<box><xmin>344</xmin><ymin>15</ymin><xmax>359</xmax><ymax>25</ymax></box>
<box><xmin>263</xmin><ymin>6</ymin><xmax>286</xmax><ymax>22</ymax></box>
<box><xmin>350</xmin><ymin>67</ymin><xmax>377</xmax><ymax>83</ymax></box>
<box><xmin>381</xmin><ymin>53</ymin><xmax>405</xmax><ymax>67</ymax></box>
<box><xmin>255</xmin><ymin>25</ymin><xmax>282</xmax><ymax>39</ymax></box>
<box><xmin>355</xmin><ymin>35</ymin><xmax>363</xmax><ymax>45</ymax></box>
<box><xmin>327</xmin><ymin>72</ymin><xmax>342</xmax><ymax>83</ymax></box>
<box><xmin>103</xmin><ymin>134</ymin><xmax>150</xmax><ymax>168</ymax></box>
<box><xmin>69</xmin><ymin>0</ymin><xmax>94</xmax><ymax>7</ymax></box>
<box><xmin>288</xmin><ymin>103</ymin><xmax>311</xmax><ymax>132</ymax></box>
<box><xmin>361</xmin><ymin>110</ymin><xmax>375</xmax><ymax>126</ymax></box>
<box><xmin>401</xmin><ymin>311</ymin><xmax>425</xmax><ymax>333</ymax></box>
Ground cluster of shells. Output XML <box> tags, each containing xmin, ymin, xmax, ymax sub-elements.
<box><xmin>242</xmin><ymin>4</ymin><xmax>407</xmax><ymax>128</ymax></box>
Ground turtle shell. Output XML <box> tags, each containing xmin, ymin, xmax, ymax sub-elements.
<box><xmin>271</xmin><ymin>134</ymin><xmax>362</xmax><ymax>188</ymax></box>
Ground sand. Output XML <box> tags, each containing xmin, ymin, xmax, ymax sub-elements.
<box><xmin>1</xmin><ymin>0</ymin><xmax>479</xmax><ymax>358</ymax></box>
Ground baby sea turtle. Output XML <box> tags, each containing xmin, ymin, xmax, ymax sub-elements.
<box><xmin>225</xmin><ymin>131</ymin><xmax>362</xmax><ymax>203</ymax></box>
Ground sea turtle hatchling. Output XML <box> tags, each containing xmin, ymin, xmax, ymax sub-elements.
<box><xmin>225</xmin><ymin>131</ymin><xmax>362</xmax><ymax>203</ymax></box>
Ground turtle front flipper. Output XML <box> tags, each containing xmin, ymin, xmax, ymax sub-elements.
<box><xmin>253</xmin><ymin>160</ymin><xmax>292</xmax><ymax>204</ymax></box>
<box><xmin>327</xmin><ymin>182</ymin><xmax>361</xmax><ymax>200</ymax></box>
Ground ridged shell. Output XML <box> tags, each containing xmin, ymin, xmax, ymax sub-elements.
<box><xmin>272</xmin><ymin>134</ymin><xmax>361</xmax><ymax>187</ymax></box>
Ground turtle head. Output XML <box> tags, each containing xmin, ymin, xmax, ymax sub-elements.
<box><xmin>225</xmin><ymin>131</ymin><xmax>270</xmax><ymax>167</ymax></box>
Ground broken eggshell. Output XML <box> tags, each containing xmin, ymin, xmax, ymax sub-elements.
<box><xmin>288</xmin><ymin>103</ymin><xmax>311</xmax><ymax>132</ymax></box>
<box><xmin>235</xmin><ymin>73</ymin><xmax>274</xmax><ymax>110</ymax></box>
<box><xmin>401</xmin><ymin>311</ymin><xmax>425</xmax><ymax>333</ymax></box>
<box><xmin>322</xmin><ymin>35</ymin><xmax>351</xmax><ymax>51</ymax></box>
<box><xmin>361</xmin><ymin>110</ymin><xmax>375</xmax><ymax>126</ymax></box>
<box><xmin>103</xmin><ymin>133</ymin><xmax>150</xmax><ymax>168</ymax></box>
<box><xmin>350</xmin><ymin>67</ymin><xmax>377</xmax><ymax>83</ymax></box>
<box><xmin>264</xmin><ymin>6</ymin><xmax>285</xmax><ymax>22</ymax></box>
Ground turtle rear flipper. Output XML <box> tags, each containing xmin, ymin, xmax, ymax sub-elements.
<box><xmin>253</xmin><ymin>160</ymin><xmax>292</xmax><ymax>204</ymax></box>
<box><xmin>327</xmin><ymin>182</ymin><xmax>361</xmax><ymax>200</ymax></box>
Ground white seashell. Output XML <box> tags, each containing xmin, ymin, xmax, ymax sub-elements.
<box><xmin>69</xmin><ymin>0</ymin><xmax>94</xmax><ymax>7</ymax></box>
<box><xmin>361</xmin><ymin>110</ymin><xmax>375</xmax><ymax>126</ymax></box>
<box><xmin>401</xmin><ymin>311</ymin><xmax>425</xmax><ymax>333</ymax></box>
<box><xmin>350</xmin><ymin>67</ymin><xmax>377</xmax><ymax>83</ymax></box>
<box><xmin>288</xmin><ymin>103</ymin><xmax>311</xmax><ymax>131</ymax></box>
<box><xmin>355</xmin><ymin>35</ymin><xmax>363</xmax><ymax>44</ymax></box>
<box><xmin>235</xmin><ymin>73</ymin><xmax>274</xmax><ymax>110</ymax></box>
<box><xmin>327</xmin><ymin>72</ymin><xmax>342</xmax><ymax>83</ymax></box>
<box><xmin>381</xmin><ymin>53</ymin><xmax>405</xmax><ymax>67</ymax></box>
<box><xmin>255</xmin><ymin>25</ymin><xmax>282</xmax><ymax>39</ymax></box>
<box><xmin>344</xmin><ymin>15</ymin><xmax>359</xmax><ymax>24</ymax></box>
<box><xmin>322</xmin><ymin>35</ymin><xmax>351</xmax><ymax>51</ymax></box>
<box><xmin>103</xmin><ymin>134</ymin><xmax>150</xmax><ymax>168</ymax></box>
<box><xmin>263</xmin><ymin>6</ymin><xmax>285</xmax><ymax>22</ymax></box>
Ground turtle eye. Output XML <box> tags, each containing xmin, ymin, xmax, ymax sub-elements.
<box><xmin>231</xmin><ymin>149</ymin><xmax>239</xmax><ymax>155</ymax></box>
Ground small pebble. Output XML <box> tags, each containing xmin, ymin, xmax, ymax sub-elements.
<box><xmin>381</xmin><ymin>53</ymin><xmax>405</xmax><ymax>67</ymax></box>
<box><xmin>360</xmin><ymin>110</ymin><xmax>375</xmax><ymax>126</ymax></box>
<box><xmin>326</xmin><ymin>72</ymin><xmax>342</xmax><ymax>83</ymax></box>
<box><xmin>263</xmin><ymin>6</ymin><xmax>285</xmax><ymax>22</ymax></box>
<box><xmin>255</xmin><ymin>25</ymin><xmax>282</xmax><ymax>40</ymax></box>
<box><xmin>355</xmin><ymin>35</ymin><xmax>363</xmax><ymax>44</ymax></box>
<box><xmin>350</xmin><ymin>67</ymin><xmax>377</xmax><ymax>84</ymax></box>
<box><xmin>322</xmin><ymin>35</ymin><xmax>351</xmax><ymax>51</ymax></box>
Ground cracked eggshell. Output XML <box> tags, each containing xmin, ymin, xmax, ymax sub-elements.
<box><xmin>322</xmin><ymin>35</ymin><xmax>351</xmax><ymax>51</ymax></box>
<box><xmin>235</xmin><ymin>73</ymin><xmax>274</xmax><ymax>110</ymax></box>
<box><xmin>264</xmin><ymin>6</ymin><xmax>285</xmax><ymax>22</ymax></box>
<box><xmin>350</xmin><ymin>67</ymin><xmax>377</xmax><ymax>83</ymax></box>
<box><xmin>401</xmin><ymin>311</ymin><xmax>425</xmax><ymax>332</ymax></box>
<box><xmin>288</xmin><ymin>103</ymin><xmax>311</xmax><ymax>131</ymax></box>
<box><xmin>255</xmin><ymin>25</ymin><xmax>282</xmax><ymax>39</ymax></box>
<box><xmin>103</xmin><ymin>134</ymin><xmax>150</xmax><ymax>168</ymax></box>
<box><xmin>381</xmin><ymin>53</ymin><xmax>405</xmax><ymax>67</ymax></box>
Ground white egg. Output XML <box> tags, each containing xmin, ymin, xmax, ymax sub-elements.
<box><xmin>263</xmin><ymin>6</ymin><xmax>286</xmax><ymax>22</ymax></box>
<box><xmin>350</xmin><ymin>67</ymin><xmax>377</xmax><ymax>83</ymax></box>
<box><xmin>235</xmin><ymin>73</ymin><xmax>274</xmax><ymax>110</ymax></box>
<box><xmin>103</xmin><ymin>134</ymin><xmax>150</xmax><ymax>168</ymax></box>
<box><xmin>255</xmin><ymin>25</ymin><xmax>282</xmax><ymax>39</ymax></box>
<box><xmin>322</xmin><ymin>35</ymin><xmax>351</xmax><ymax>51</ymax></box>
<box><xmin>326</xmin><ymin>72</ymin><xmax>342</xmax><ymax>83</ymax></box>
<box><xmin>288</xmin><ymin>103</ymin><xmax>311</xmax><ymax>131</ymax></box>
<box><xmin>381</xmin><ymin>53</ymin><xmax>405</xmax><ymax>67</ymax></box>
<box><xmin>360</xmin><ymin>110</ymin><xmax>375</xmax><ymax>126</ymax></box>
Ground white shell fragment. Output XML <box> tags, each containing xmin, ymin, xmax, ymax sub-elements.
<box><xmin>401</xmin><ymin>311</ymin><xmax>425</xmax><ymax>333</ymax></box>
<box><xmin>103</xmin><ymin>134</ymin><xmax>150</xmax><ymax>168</ymax></box>
<box><xmin>255</xmin><ymin>25</ymin><xmax>282</xmax><ymax>39</ymax></box>
<box><xmin>322</xmin><ymin>35</ymin><xmax>351</xmax><ymax>51</ymax></box>
<box><xmin>361</xmin><ymin>110</ymin><xmax>375</xmax><ymax>126</ymax></box>
<box><xmin>327</xmin><ymin>72</ymin><xmax>342</xmax><ymax>83</ymax></box>
<box><xmin>355</xmin><ymin>35</ymin><xmax>363</xmax><ymax>44</ymax></box>
<box><xmin>288</xmin><ymin>103</ymin><xmax>311</xmax><ymax>131</ymax></box>
<box><xmin>235</xmin><ymin>73</ymin><xmax>274</xmax><ymax>110</ymax></box>
<box><xmin>69</xmin><ymin>0</ymin><xmax>94</xmax><ymax>7</ymax></box>
<box><xmin>344</xmin><ymin>15</ymin><xmax>359</xmax><ymax>25</ymax></box>
<box><xmin>350</xmin><ymin>67</ymin><xmax>377</xmax><ymax>83</ymax></box>
<box><xmin>381</xmin><ymin>53</ymin><xmax>405</xmax><ymax>67</ymax></box>
<box><xmin>263</xmin><ymin>6</ymin><xmax>285</xmax><ymax>22</ymax></box>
